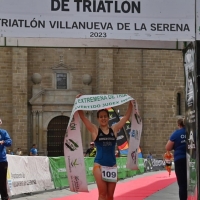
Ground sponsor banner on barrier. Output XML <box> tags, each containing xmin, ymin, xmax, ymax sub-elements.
<box><xmin>7</xmin><ymin>155</ymin><xmax>54</xmax><ymax>196</ymax></box>
<box><xmin>144</xmin><ymin>159</ymin><xmax>165</xmax><ymax>172</ymax></box>
<box><xmin>64</xmin><ymin>94</ymin><xmax>142</xmax><ymax>192</ymax></box>
<box><xmin>0</xmin><ymin>0</ymin><xmax>195</xmax><ymax>41</ymax></box>
<box><xmin>49</xmin><ymin>157</ymin><xmax>69</xmax><ymax>189</ymax></box>
<box><xmin>151</xmin><ymin>159</ymin><xmax>165</xmax><ymax>171</ymax></box>
<box><xmin>48</xmin><ymin>156</ymin><xmax>145</xmax><ymax>189</ymax></box>
<box><xmin>144</xmin><ymin>158</ymin><xmax>153</xmax><ymax>172</ymax></box>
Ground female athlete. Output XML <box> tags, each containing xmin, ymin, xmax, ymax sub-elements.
<box><xmin>77</xmin><ymin>94</ymin><xmax>133</xmax><ymax>200</ymax></box>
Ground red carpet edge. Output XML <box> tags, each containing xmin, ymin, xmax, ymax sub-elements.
<box><xmin>51</xmin><ymin>171</ymin><xmax>176</xmax><ymax>200</ymax></box>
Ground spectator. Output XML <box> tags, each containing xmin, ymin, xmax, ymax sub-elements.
<box><xmin>147</xmin><ymin>152</ymin><xmax>153</xmax><ymax>159</ymax></box>
<box><xmin>84</xmin><ymin>142</ymin><xmax>96</xmax><ymax>157</ymax></box>
<box><xmin>7</xmin><ymin>149</ymin><xmax>13</xmax><ymax>155</ymax></box>
<box><xmin>115</xmin><ymin>149</ymin><xmax>120</xmax><ymax>157</ymax></box>
<box><xmin>138</xmin><ymin>146</ymin><xmax>143</xmax><ymax>158</ymax></box>
<box><xmin>16</xmin><ymin>148</ymin><xmax>23</xmax><ymax>156</ymax></box>
<box><xmin>30</xmin><ymin>144</ymin><xmax>38</xmax><ymax>156</ymax></box>
<box><xmin>0</xmin><ymin>118</ymin><xmax>12</xmax><ymax>200</ymax></box>
<box><xmin>165</xmin><ymin>118</ymin><xmax>187</xmax><ymax>200</ymax></box>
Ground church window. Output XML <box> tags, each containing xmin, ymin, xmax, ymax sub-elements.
<box><xmin>177</xmin><ymin>93</ymin><xmax>181</xmax><ymax>115</ymax></box>
<box><xmin>56</xmin><ymin>73</ymin><xmax>67</xmax><ymax>89</ymax></box>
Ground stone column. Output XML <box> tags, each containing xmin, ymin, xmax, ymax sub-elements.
<box><xmin>38</xmin><ymin>111</ymin><xmax>43</xmax><ymax>154</ymax></box>
<box><xmin>32</xmin><ymin>111</ymin><xmax>37</xmax><ymax>144</ymax></box>
<box><xmin>81</xmin><ymin>119</ymin><xmax>87</xmax><ymax>153</ymax></box>
<box><xmin>81</xmin><ymin>74</ymin><xmax>93</xmax><ymax>150</ymax></box>
<box><xmin>12</xmin><ymin>48</ymin><xmax>28</xmax><ymax>151</ymax></box>
<box><xmin>88</xmin><ymin>112</ymin><xmax>93</xmax><ymax>144</ymax></box>
<box><xmin>82</xmin><ymin>74</ymin><xmax>92</xmax><ymax>95</ymax></box>
<box><xmin>82</xmin><ymin>111</ymin><xmax>93</xmax><ymax>151</ymax></box>
<box><xmin>30</xmin><ymin>73</ymin><xmax>43</xmax><ymax>153</ymax></box>
<box><xmin>43</xmin><ymin>129</ymin><xmax>48</xmax><ymax>156</ymax></box>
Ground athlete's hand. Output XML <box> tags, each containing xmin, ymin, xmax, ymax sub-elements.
<box><xmin>76</xmin><ymin>94</ymin><xmax>82</xmax><ymax>98</ymax></box>
<box><xmin>0</xmin><ymin>140</ymin><xmax>4</xmax><ymax>145</ymax></box>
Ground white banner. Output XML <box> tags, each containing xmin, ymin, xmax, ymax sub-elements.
<box><xmin>7</xmin><ymin>155</ymin><xmax>54</xmax><ymax>196</ymax></box>
<box><xmin>0</xmin><ymin>0</ymin><xmax>195</xmax><ymax>41</ymax></box>
<box><xmin>64</xmin><ymin>111</ymin><xmax>89</xmax><ymax>192</ymax></box>
<box><xmin>126</xmin><ymin>101</ymin><xmax>142</xmax><ymax>170</ymax></box>
<box><xmin>64</xmin><ymin>94</ymin><xmax>142</xmax><ymax>192</ymax></box>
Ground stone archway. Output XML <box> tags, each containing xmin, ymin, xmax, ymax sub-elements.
<box><xmin>47</xmin><ymin>115</ymin><xmax>69</xmax><ymax>157</ymax></box>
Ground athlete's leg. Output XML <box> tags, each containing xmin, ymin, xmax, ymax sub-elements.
<box><xmin>168</xmin><ymin>165</ymin><xmax>171</xmax><ymax>176</ymax></box>
<box><xmin>165</xmin><ymin>164</ymin><xmax>171</xmax><ymax>176</ymax></box>
<box><xmin>166</xmin><ymin>166</ymin><xmax>170</xmax><ymax>176</ymax></box>
<box><xmin>165</xmin><ymin>165</ymin><xmax>168</xmax><ymax>173</ymax></box>
<box><xmin>93</xmin><ymin>165</ymin><xmax>107</xmax><ymax>200</ymax></box>
<box><xmin>107</xmin><ymin>182</ymin><xmax>117</xmax><ymax>200</ymax></box>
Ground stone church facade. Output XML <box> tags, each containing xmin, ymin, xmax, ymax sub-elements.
<box><xmin>0</xmin><ymin>47</ymin><xmax>185</xmax><ymax>158</ymax></box>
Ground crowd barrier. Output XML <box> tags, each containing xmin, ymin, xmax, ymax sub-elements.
<box><xmin>143</xmin><ymin>158</ymin><xmax>174</xmax><ymax>172</ymax></box>
<box><xmin>7</xmin><ymin>155</ymin><xmax>166</xmax><ymax>196</ymax></box>
<box><xmin>7</xmin><ymin>155</ymin><xmax>54</xmax><ymax>196</ymax></box>
<box><xmin>49</xmin><ymin>157</ymin><xmax>145</xmax><ymax>189</ymax></box>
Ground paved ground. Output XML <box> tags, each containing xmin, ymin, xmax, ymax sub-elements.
<box><xmin>10</xmin><ymin>171</ymin><xmax>179</xmax><ymax>200</ymax></box>
<box><xmin>145</xmin><ymin>182</ymin><xmax>179</xmax><ymax>200</ymax></box>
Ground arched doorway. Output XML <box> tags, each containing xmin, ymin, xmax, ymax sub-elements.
<box><xmin>47</xmin><ymin>115</ymin><xmax>69</xmax><ymax>157</ymax></box>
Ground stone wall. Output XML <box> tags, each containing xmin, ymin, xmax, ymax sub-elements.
<box><xmin>0</xmin><ymin>47</ymin><xmax>185</xmax><ymax>157</ymax></box>
<box><xmin>12</xmin><ymin>48</ymin><xmax>28</xmax><ymax>152</ymax></box>
<box><xmin>0</xmin><ymin>48</ymin><xmax>12</xmax><ymax>135</ymax></box>
<box><xmin>0</xmin><ymin>48</ymin><xmax>28</xmax><ymax>153</ymax></box>
<box><xmin>141</xmin><ymin>50</ymin><xmax>184</xmax><ymax>157</ymax></box>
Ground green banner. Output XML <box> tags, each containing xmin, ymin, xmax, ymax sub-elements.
<box><xmin>117</xmin><ymin>157</ymin><xmax>127</xmax><ymax>179</ymax></box>
<box><xmin>49</xmin><ymin>157</ymin><xmax>69</xmax><ymax>188</ymax></box>
<box><xmin>138</xmin><ymin>158</ymin><xmax>145</xmax><ymax>174</ymax></box>
<box><xmin>49</xmin><ymin>156</ymin><xmax>145</xmax><ymax>188</ymax></box>
<box><xmin>84</xmin><ymin>157</ymin><xmax>95</xmax><ymax>183</ymax></box>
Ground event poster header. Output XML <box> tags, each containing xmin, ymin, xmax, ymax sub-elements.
<box><xmin>0</xmin><ymin>0</ymin><xmax>195</xmax><ymax>41</ymax></box>
<box><xmin>50</xmin><ymin>0</ymin><xmax>141</xmax><ymax>13</ymax></box>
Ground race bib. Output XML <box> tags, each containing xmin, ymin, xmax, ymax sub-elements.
<box><xmin>165</xmin><ymin>160</ymin><xmax>172</xmax><ymax>164</ymax></box>
<box><xmin>101</xmin><ymin>166</ymin><xmax>117</xmax><ymax>182</ymax></box>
